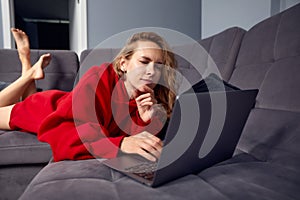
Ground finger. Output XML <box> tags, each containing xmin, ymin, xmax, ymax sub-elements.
<box><xmin>135</xmin><ymin>93</ymin><xmax>151</xmax><ymax>101</ymax></box>
<box><xmin>137</xmin><ymin>148</ymin><xmax>157</xmax><ymax>162</ymax></box>
<box><xmin>139</xmin><ymin>99</ymin><xmax>154</xmax><ymax>107</ymax></box>
<box><xmin>143</xmin><ymin>144</ymin><xmax>162</xmax><ymax>159</ymax></box>
<box><xmin>143</xmin><ymin>137</ymin><xmax>163</xmax><ymax>149</ymax></box>
<box><xmin>145</xmin><ymin>134</ymin><xmax>163</xmax><ymax>146</ymax></box>
<box><xmin>136</xmin><ymin>131</ymin><xmax>162</xmax><ymax>143</ymax></box>
<box><xmin>138</xmin><ymin>139</ymin><xmax>162</xmax><ymax>160</ymax></box>
<box><xmin>136</xmin><ymin>98</ymin><xmax>157</xmax><ymax>108</ymax></box>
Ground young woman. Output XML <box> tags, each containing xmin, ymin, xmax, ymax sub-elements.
<box><xmin>0</xmin><ymin>28</ymin><xmax>177</xmax><ymax>162</ymax></box>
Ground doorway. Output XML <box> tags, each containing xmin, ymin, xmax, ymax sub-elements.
<box><xmin>1</xmin><ymin>0</ymin><xmax>87</xmax><ymax>54</ymax></box>
<box><xmin>14</xmin><ymin>0</ymin><xmax>70</xmax><ymax>50</ymax></box>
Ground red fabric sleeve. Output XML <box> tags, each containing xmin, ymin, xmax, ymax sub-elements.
<box><xmin>38</xmin><ymin>64</ymin><xmax>125</xmax><ymax>161</ymax></box>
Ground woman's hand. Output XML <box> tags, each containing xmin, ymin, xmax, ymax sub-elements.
<box><xmin>134</xmin><ymin>85</ymin><xmax>157</xmax><ymax>123</ymax></box>
<box><xmin>120</xmin><ymin>131</ymin><xmax>163</xmax><ymax>162</ymax></box>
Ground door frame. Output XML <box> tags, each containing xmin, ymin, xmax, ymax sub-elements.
<box><xmin>69</xmin><ymin>0</ymin><xmax>88</xmax><ymax>55</ymax></box>
<box><xmin>1</xmin><ymin>0</ymin><xmax>87</xmax><ymax>53</ymax></box>
<box><xmin>1</xmin><ymin>0</ymin><xmax>15</xmax><ymax>48</ymax></box>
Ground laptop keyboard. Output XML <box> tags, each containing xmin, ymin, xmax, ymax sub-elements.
<box><xmin>124</xmin><ymin>162</ymin><xmax>158</xmax><ymax>181</ymax></box>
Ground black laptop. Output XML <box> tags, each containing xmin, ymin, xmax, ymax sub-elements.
<box><xmin>103</xmin><ymin>88</ymin><xmax>258</xmax><ymax>187</ymax></box>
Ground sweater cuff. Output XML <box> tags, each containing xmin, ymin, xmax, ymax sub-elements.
<box><xmin>85</xmin><ymin>136</ymin><xmax>126</xmax><ymax>159</ymax></box>
<box><xmin>135</xmin><ymin>110</ymin><xmax>150</xmax><ymax>126</ymax></box>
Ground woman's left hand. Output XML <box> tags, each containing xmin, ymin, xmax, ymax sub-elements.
<box><xmin>134</xmin><ymin>85</ymin><xmax>157</xmax><ymax>123</ymax></box>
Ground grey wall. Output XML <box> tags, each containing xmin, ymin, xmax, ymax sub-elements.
<box><xmin>1</xmin><ymin>0</ymin><xmax>300</xmax><ymax>49</ymax></box>
<box><xmin>202</xmin><ymin>0</ymin><xmax>271</xmax><ymax>39</ymax></box>
<box><xmin>281</xmin><ymin>0</ymin><xmax>300</xmax><ymax>10</ymax></box>
<box><xmin>201</xmin><ymin>0</ymin><xmax>300</xmax><ymax>39</ymax></box>
<box><xmin>87</xmin><ymin>0</ymin><xmax>201</xmax><ymax>48</ymax></box>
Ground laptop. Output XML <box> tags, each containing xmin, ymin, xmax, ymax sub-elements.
<box><xmin>103</xmin><ymin>89</ymin><xmax>258</xmax><ymax>187</ymax></box>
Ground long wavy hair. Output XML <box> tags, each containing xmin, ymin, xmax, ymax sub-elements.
<box><xmin>112</xmin><ymin>32</ymin><xmax>177</xmax><ymax>119</ymax></box>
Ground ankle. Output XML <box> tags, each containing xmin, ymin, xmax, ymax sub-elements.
<box><xmin>22</xmin><ymin>68</ymin><xmax>35</xmax><ymax>80</ymax></box>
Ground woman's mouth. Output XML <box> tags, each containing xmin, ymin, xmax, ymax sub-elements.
<box><xmin>141</xmin><ymin>79</ymin><xmax>153</xmax><ymax>84</ymax></box>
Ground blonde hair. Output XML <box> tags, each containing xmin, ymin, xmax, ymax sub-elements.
<box><xmin>112</xmin><ymin>32</ymin><xmax>177</xmax><ymax>119</ymax></box>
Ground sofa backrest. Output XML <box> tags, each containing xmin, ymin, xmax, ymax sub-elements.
<box><xmin>229</xmin><ymin>3</ymin><xmax>300</xmax><ymax>171</ymax></box>
<box><xmin>79</xmin><ymin>27</ymin><xmax>245</xmax><ymax>91</ymax></box>
<box><xmin>199</xmin><ymin>27</ymin><xmax>245</xmax><ymax>81</ymax></box>
<box><xmin>0</xmin><ymin>49</ymin><xmax>79</xmax><ymax>91</ymax></box>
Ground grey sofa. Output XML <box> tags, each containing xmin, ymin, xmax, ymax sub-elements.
<box><xmin>0</xmin><ymin>50</ymin><xmax>79</xmax><ymax>200</ymax></box>
<box><xmin>1</xmin><ymin>3</ymin><xmax>300</xmax><ymax>200</ymax></box>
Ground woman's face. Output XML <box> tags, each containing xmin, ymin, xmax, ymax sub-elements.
<box><xmin>121</xmin><ymin>41</ymin><xmax>164</xmax><ymax>95</ymax></box>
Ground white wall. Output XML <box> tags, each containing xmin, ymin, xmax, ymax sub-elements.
<box><xmin>87</xmin><ymin>0</ymin><xmax>202</xmax><ymax>48</ymax></box>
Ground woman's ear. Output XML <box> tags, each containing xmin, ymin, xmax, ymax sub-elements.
<box><xmin>120</xmin><ymin>58</ymin><xmax>127</xmax><ymax>72</ymax></box>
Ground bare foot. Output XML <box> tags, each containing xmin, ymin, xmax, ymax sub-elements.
<box><xmin>11</xmin><ymin>28</ymin><xmax>30</xmax><ymax>60</ymax></box>
<box><xmin>11</xmin><ymin>28</ymin><xmax>32</xmax><ymax>75</ymax></box>
<box><xmin>30</xmin><ymin>53</ymin><xmax>51</xmax><ymax>80</ymax></box>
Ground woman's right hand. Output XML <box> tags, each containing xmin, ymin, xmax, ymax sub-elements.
<box><xmin>120</xmin><ymin>131</ymin><xmax>163</xmax><ymax>162</ymax></box>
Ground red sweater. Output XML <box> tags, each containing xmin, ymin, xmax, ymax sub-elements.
<box><xmin>10</xmin><ymin>64</ymin><xmax>162</xmax><ymax>161</ymax></box>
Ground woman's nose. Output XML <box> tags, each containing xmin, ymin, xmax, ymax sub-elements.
<box><xmin>146</xmin><ymin>63</ymin><xmax>155</xmax><ymax>75</ymax></box>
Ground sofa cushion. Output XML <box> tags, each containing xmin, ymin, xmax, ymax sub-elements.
<box><xmin>229</xmin><ymin>3</ymin><xmax>300</xmax><ymax>91</ymax></box>
<box><xmin>0</xmin><ymin>130</ymin><xmax>52</xmax><ymax>165</ymax></box>
<box><xmin>172</xmin><ymin>27</ymin><xmax>245</xmax><ymax>89</ymax></box>
<box><xmin>19</xmin><ymin>159</ymin><xmax>228</xmax><ymax>200</ymax></box>
<box><xmin>228</xmin><ymin>1</ymin><xmax>300</xmax><ymax>184</ymax></box>
<box><xmin>33</xmin><ymin>50</ymin><xmax>79</xmax><ymax>91</ymax></box>
<box><xmin>0</xmin><ymin>81</ymin><xmax>10</xmax><ymax>90</ymax></box>
<box><xmin>237</xmin><ymin>108</ymin><xmax>300</xmax><ymax>172</ymax></box>
<box><xmin>0</xmin><ymin>164</ymin><xmax>46</xmax><ymax>200</ymax></box>
<box><xmin>0</xmin><ymin>49</ymin><xmax>79</xmax><ymax>92</ymax></box>
<box><xmin>199</xmin><ymin>27</ymin><xmax>245</xmax><ymax>81</ymax></box>
<box><xmin>79</xmin><ymin>27</ymin><xmax>245</xmax><ymax>93</ymax></box>
<box><xmin>20</xmin><ymin>152</ymin><xmax>300</xmax><ymax>200</ymax></box>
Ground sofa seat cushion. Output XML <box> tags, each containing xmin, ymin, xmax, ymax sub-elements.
<box><xmin>0</xmin><ymin>130</ymin><xmax>52</xmax><ymax>165</ymax></box>
<box><xmin>200</xmin><ymin>153</ymin><xmax>300</xmax><ymax>200</ymax></box>
<box><xmin>19</xmin><ymin>152</ymin><xmax>299</xmax><ymax>200</ymax></box>
<box><xmin>19</xmin><ymin>159</ymin><xmax>226</xmax><ymax>200</ymax></box>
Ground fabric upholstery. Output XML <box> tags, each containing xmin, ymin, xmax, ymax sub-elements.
<box><xmin>225</xmin><ymin>3</ymin><xmax>300</xmax><ymax>199</ymax></box>
<box><xmin>0</xmin><ymin>164</ymin><xmax>45</xmax><ymax>200</ymax></box>
<box><xmin>34</xmin><ymin>50</ymin><xmax>79</xmax><ymax>91</ymax></box>
<box><xmin>172</xmin><ymin>27</ymin><xmax>245</xmax><ymax>91</ymax></box>
<box><xmin>0</xmin><ymin>49</ymin><xmax>79</xmax><ymax>92</ymax></box>
<box><xmin>199</xmin><ymin>27</ymin><xmax>245</xmax><ymax>81</ymax></box>
<box><xmin>20</xmin><ymin>159</ymin><xmax>229</xmax><ymax>200</ymax></box>
<box><xmin>0</xmin><ymin>130</ymin><xmax>52</xmax><ymax>165</ymax></box>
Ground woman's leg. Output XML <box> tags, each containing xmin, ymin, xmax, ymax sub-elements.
<box><xmin>0</xmin><ymin>28</ymin><xmax>51</xmax><ymax>129</ymax></box>
<box><xmin>0</xmin><ymin>105</ymin><xmax>14</xmax><ymax>130</ymax></box>
<box><xmin>0</xmin><ymin>54</ymin><xmax>51</xmax><ymax>107</ymax></box>
<box><xmin>11</xmin><ymin>28</ymin><xmax>51</xmax><ymax>99</ymax></box>
<box><xmin>0</xmin><ymin>28</ymin><xmax>51</xmax><ymax>107</ymax></box>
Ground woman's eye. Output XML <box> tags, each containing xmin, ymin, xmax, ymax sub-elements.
<box><xmin>140</xmin><ymin>60</ymin><xmax>148</xmax><ymax>64</ymax></box>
